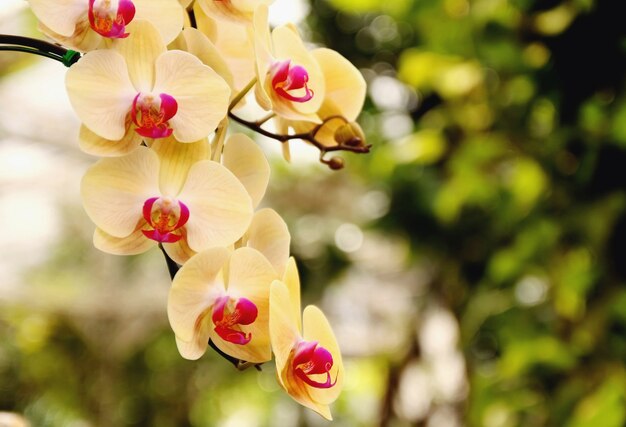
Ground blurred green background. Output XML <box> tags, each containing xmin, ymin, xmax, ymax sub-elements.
<box><xmin>2</xmin><ymin>0</ymin><xmax>626</xmax><ymax>425</ymax></box>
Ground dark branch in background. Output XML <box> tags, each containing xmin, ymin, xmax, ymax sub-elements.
<box><xmin>158</xmin><ymin>244</ymin><xmax>263</xmax><ymax>371</ymax></box>
<box><xmin>0</xmin><ymin>34</ymin><xmax>80</xmax><ymax>67</ymax></box>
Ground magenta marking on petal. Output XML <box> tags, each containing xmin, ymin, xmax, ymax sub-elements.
<box><xmin>142</xmin><ymin>197</ymin><xmax>188</xmax><ymax>243</ymax></box>
<box><xmin>118</xmin><ymin>0</ymin><xmax>136</xmax><ymax>26</ymax></box>
<box><xmin>160</xmin><ymin>93</ymin><xmax>178</xmax><ymax>122</ymax></box>
<box><xmin>292</xmin><ymin>340</ymin><xmax>337</xmax><ymax>389</ymax></box>
<box><xmin>142</xmin><ymin>197</ymin><xmax>159</xmax><ymax>224</ymax></box>
<box><xmin>271</xmin><ymin>60</ymin><xmax>314</xmax><ymax>103</ymax></box>
<box><xmin>212</xmin><ymin>296</ymin><xmax>258</xmax><ymax>345</ymax></box>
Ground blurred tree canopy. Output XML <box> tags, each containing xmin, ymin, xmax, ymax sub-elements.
<box><xmin>2</xmin><ymin>0</ymin><xmax>626</xmax><ymax>426</ymax></box>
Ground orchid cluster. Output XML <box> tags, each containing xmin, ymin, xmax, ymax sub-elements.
<box><xmin>13</xmin><ymin>0</ymin><xmax>370</xmax><ymax>419</ymax></box>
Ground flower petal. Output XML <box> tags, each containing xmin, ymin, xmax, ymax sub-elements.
<box><xmin>168</xmin><ymin>247</ymin><xmax>230</xmax><ymax>345</ymax></box>
<box><xmin>153</xmin><ymin>50</ymin><xmax>231</xmax><ymax>142</ymax></box>
<box><xmin>282</xmin><ymin>257</ymin><xmax>302</xmax><ymax>333</ymax></box>
<box><xmin>116</xmin><ymin>19</ymin><xmax>166</xmax><ymax>92</ymax></box>
<box><xmin>151</xmin><ymin>137</ymin><xmax>210</xmax><ymax>197</ymax></box>
<box><xmin>178</xmin><ymin>160</ymin><xmax>253</xmax><ymax>250</ymax></box>
<box><xmin>210</xmin><ymin>247</ymin><xmax>276</xmax><ymax>363</ymax></box>
<box><xmin>302</xmin><ymin>305</ymin><xmax>344</xmax><ymax>406</ymax></box>
<box><xmin>133</xmin><ymin>0</ymin><xmax>185</xmax><ymax>45</ymax></box>
<box><xmin>81</xmin><ymin>147</ymin><xmax>160</xmax><ymax>237</ymax></box>
<box><xmin>222</xmin><ymin>134</ymin><xmax>270</xmax><ymax>208</ymax></box>
<box><xmin>313</xmin><ymin>48</ymin><xmax>366</xmax><ymax>122</ymax></box>
<box><xmin>79</xmin><ymin>122</ymin><xmax>142</xmax><ymax>157</ymax></box>
<box><xmin>245</xmin><ymin>209</ymin><xmax>290</xmax><ymax>276</ymax></box>
<box><xmin>269</xmin><ymin>281</ymin><xmax>301</xmax><ymax>388</ymax></box>
<box><xmin>66</xmin><ymin>50</ymin><xmax>136</xmax><ymax>140</ymax></box>
<box><xmin>179</xmin><ymin>27</ymin><xmax>235</xmax><ymax>92</ymax></box>
<box><xmin>93</xmin><ymin>226</ymin><xmax>156</xmax><ymax>255</ymax></box>
<box><xmin>28</xmin><ymin>0</ymin><xmax>86</xmax><ymax>37</ymax></box>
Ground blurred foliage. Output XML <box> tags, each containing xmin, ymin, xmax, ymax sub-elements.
<box><xmin>2</xmin><ymin>0</ymin><xmax>626</xmax><ymax>426</ymax></box>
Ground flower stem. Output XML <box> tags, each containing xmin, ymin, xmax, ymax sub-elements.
<box><xmin>228</xmin><ymin>78</ymin><xmax>257</xmax><ymax>111</ymax></box>
<box><xmin>0</xmin><ymin>34</ymin><xmax>80</xmax><ymax>67</ymax></box>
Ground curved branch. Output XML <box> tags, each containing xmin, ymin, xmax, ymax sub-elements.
<box><xmin>0</xmin><ymin>34</ymin><xmax>80</xmax><ymax>67</ymax></box>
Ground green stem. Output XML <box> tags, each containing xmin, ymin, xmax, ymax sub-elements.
<box><xmin>0</xmin><ymin>34</ymin><xmax>80</xmax><ymax>67</ymax></box>
<box><xmin>228</xmin><ymin>78</ymin><xmax>257</xmax><ymax>111</ymax></box>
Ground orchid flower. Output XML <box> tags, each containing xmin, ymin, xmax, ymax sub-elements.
<box><xmin>196</xmin><ymin>0</ymin><xmax>274</xmax><ymax>24</ymax></box>
<box><xmin>168</xmin><ymin>246</ymin><xmax>277</xmax><ymax>363</ymax></box>
<box><xmin>66</xmin><ymin>20</ymin><xmax>231</xmax><ymax>156</ymax></box>
<box><xmin>163</xmin><ymin>133</ymin><xmax>272</xmax><ymax>264</ymax></box>
<box><xmin>80</xmin><ymin>140</ymin><xmax>253</xmax><ymax>262</ymax></box>
<box><xmin>27</xmin><ymin>0</ymin><xmax>184</xmax><ymax>51</ymax></box>
<box><xmin>270</xmin><ymin>259</ymin><xmax>344</xmax><ymax>420</ymax></box>
<box><xmin>252</xmin><ymin>6</ymin><xmax>325</xmax><ymax>123</ymax></box>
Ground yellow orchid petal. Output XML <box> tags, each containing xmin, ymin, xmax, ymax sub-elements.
<box><xmin>313</xmin><ymin>48</ymin><xmax>366</xmax><ymax>122</ymax></box>
<box><xmin>245</xmin><ymin>209</ymin><xmax>290</xmax><ymax>277</ymax></box>
<box><xmin>117</xmin><ymin>20</ymin><xmax>167</xmax><ymax>92</ymax></box>
<box><xmin>175</xmin><ymin>335</ymin><xmax>210</xmax><ymax>361</ymax></box>
<box><xmin>178</xmin><ymin>160</ymin><xmax>253</xmax><ymax>250</ymax></box>
<box><xmin>66</xmin><ymin>50</ymin><xmax>136</xmax><ymax>141</ymax></box>
<box><xmin>269</xmin><ymin>281</ymin><xmax>301</xmax><ymax>386</ymax></box>
<box><xmin>153</xmin><ymin>50</ymin><xmax>231</xmax><ymax>142</ymax></box>
<box><xmin>282</xmin><ymin>257</ymin><xmax>302</xmax><ymax>332</ymax></box>
<box><xmin>81</xmin><ymin>147</ymin><xmax>160</xmax><ymax>238</ymax></box>
<box><xmin>151</xmin><ymin>137</ymin><xmax>210</xmax><ymax>197</ymax></box>
<box><xmin>168</xmin><ymin>247</ymin><xmax>230</xmax><ymax>344</ymax></box>
<box><xmin>133</xmin><ymin>0</ymin><xmax>185</xmax><ymax>45</ymax></box>
<box><xmin>163</xmin><ymin>234</ymin><xmax>197</xmax><ymax>265</ymax></box>
<box><xmin>78</xmin><ymin>123</ymin><xmax>142</xmax><ymax>157</ymax></box>
<box><xmin>210</xmin><ymin>247</ymin><xmax>276</xmax><ymax>363</ymax></box>
<box><xmin>180</xmin><ymin>27</ymin><xmax>235</xmax><ymax>92</ymax></box>
<box><xmin>302</xmin><ymin>305</ymin><xmax>344</xmax><ymax>406</ymax></box>
<box><xmin>27</xmin><ymin>0</ymin><xmax>86</xmax><ymax>37</ymax></box>
<box><xmin>93</xmin><ymin>226</ymin><xmax>156</xmax><ymax>255</ymax></box>
<box><xmin>252</xmin><ymin>4</ymin><xmax>273</xmax><ymax>110</ymax></box>
<box><xmin>192</xmin><ymin>2</ymin><xmax>218</xmax><ymax>41</ymax></box>
<box><xmin>222</xmin><ymin>134</ymin><xmax>270</xmax><ymax>208</ymax></box>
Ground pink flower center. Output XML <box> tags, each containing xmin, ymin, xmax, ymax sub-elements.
<box><xmin>212</xmin><ymin>296</ymin><xmax>258</xmax><ymax>345</ymax></box>
<box><xmin>131</xmin><ymin>93</ymin><xmax>178</xmax><ymax>139</ymax></box>
<box><xmin>88</xmin><ymin>0</ymin><xmax>135</xmax><ymax>39</ymax></box>
<box><xmin>141</xmin><ymin>197</ymin><xmax>189</xmax><ymax>243</ymax></box>
<box><xmin>292</xmin><ymin>340</ymin><xmax>336</xmax><ymax>389</ymax></box>
<box><xmin>271</xmin><ymin>60</ymin><xmax>314</xmax><ymax>103</ymax></box>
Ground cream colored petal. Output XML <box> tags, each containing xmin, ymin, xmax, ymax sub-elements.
<box><xmin>168</xmin><ymin>248</ymin><xmax>230</xmax><ymax>343</ymax></box>
<box><xmin>282</xmin><ymin>257</ymin><xmax>302</xmax><ymax>333</ymax></box>
<box><xmin>178</xmin><ymin>160</ymin><xmax>253</xmax><ymax>250</ymax></box>
<box><xmin>81</xmin><ymin>147</ymin><xmax>160</xmax><ymax>238</ymax></box>
<box><xmin>66</xmin><ymin>50</ymin><xmax>136</xmax><ymax>141</ymax></box>
<box><xmin>269</xmin><ymin>281</ymin><xmax>301</xmax><ymax>387</ymax></box>
<box><xmin>192</xmin><ymin>2</ymin><xmax>218</xmax><ymax>41</ymax></box>
<box><xmin>37</xmin><ymin>19</ymin><xmax>103</xmax><ymax>52</ymax></box>
<box><xmin>133</xmin><ymin>0</ymin><xmax>185</xmax><ymax>45</ymax></box>
<box><xmin>313</xmin><ymin>48</ymin><xmax>366</xmax><ymax>122</ymax></box>
<box><xmin>151</xmin><ymin>137</ymin><xmax>210</xmax><ymax>197</ymax></box>
<box><xmin>180</xmin><ymin>27</ymin><xmax>235</xmax><ymax>92</ymax></box>
<box><xmin>79</xmin><ymin>122</ymin><xmax>142</xmax><ymax>157</ymax></box>
<box><xmin>215</xmin><ymin>248</ymin><xmax>276</xmax><ymax>363</ymax></box>
<box><xmin>28</xmin><ymin>0</ymin><xmax>86</xmax><ymax>37</ymax></box>
<box><xmin>93</xmin><ymin>226</ymin><xmax>156</xmax><ymax>255</ymax></box>
<box><xmin>163</xmin><ymin>234</ymin><xmax>197</xmax><ymax>265</ymax></box>
<box><xmin>222</xmin><ymin>134</ymin><xmax>270</xmax><ymax>208</ymax></box>
<box><xmin>175</xmin><ymin>335</ymin><xmax>209</xmax><ymax>360</ymax></box>
<box><xmin>252</xmin><ymin>5</ymin><xmax>273</xmax><ymax>109</ymax></box>
<box><xmin>246</xmin><ymin>209</ymin><xmax>290</xmax><ymax>276</ymax></box>
<box><xmin>153</xmin><ymin>50</ymin><xmax>231</xmax><ymax>142</ymax></box>
<box><xmin>303</xmin><ymin>305</ymin><xmax>344</xmax><ymax>406</ymax></box>
<box><xmin>272</xmin><ymin>25</ymin><xmax>325</xmax><ymax>115</ymax></box>
<box><xmin>117</xmin><ymin>20</ymin><xmax>166</xmax><ymax>92</ymax></box>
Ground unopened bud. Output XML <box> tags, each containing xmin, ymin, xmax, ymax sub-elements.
<box><xmin>328</xmin><ymin>156</ymin><xmax>345</xmax><ymax>170</ymax></box>
<box><xmin>334</xmin><ymin>122</ymin><xmax>365</xmax><ymax>147</ymax></box>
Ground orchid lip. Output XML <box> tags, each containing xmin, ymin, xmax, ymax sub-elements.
<box><xmin>141</xmin><ymin>197</ymin><xmax>189</xmax><ymax>243</ymax></box>
<box><xmin>212</xmin><ymin>296</ymin><xmax>258</xmax><ymax>345</ymax></box>
<box><xmin>131</xmin><ymin>93</ymin><xmax>178</xmax><ymax>139</ymax></box>
<box><xmin>88</xmin><ymin>0</ymin><xmax>136</xmax><ymax>39</ymax></box>
<box><xmin>292</xmin><ymin>340</ymin><xmax>337</xmax><ymax>389</ymax></box>
<box><xmin>271</xmin><ymin>60</ymin><xmax>314</xmax><ymax>103</ymax></box>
